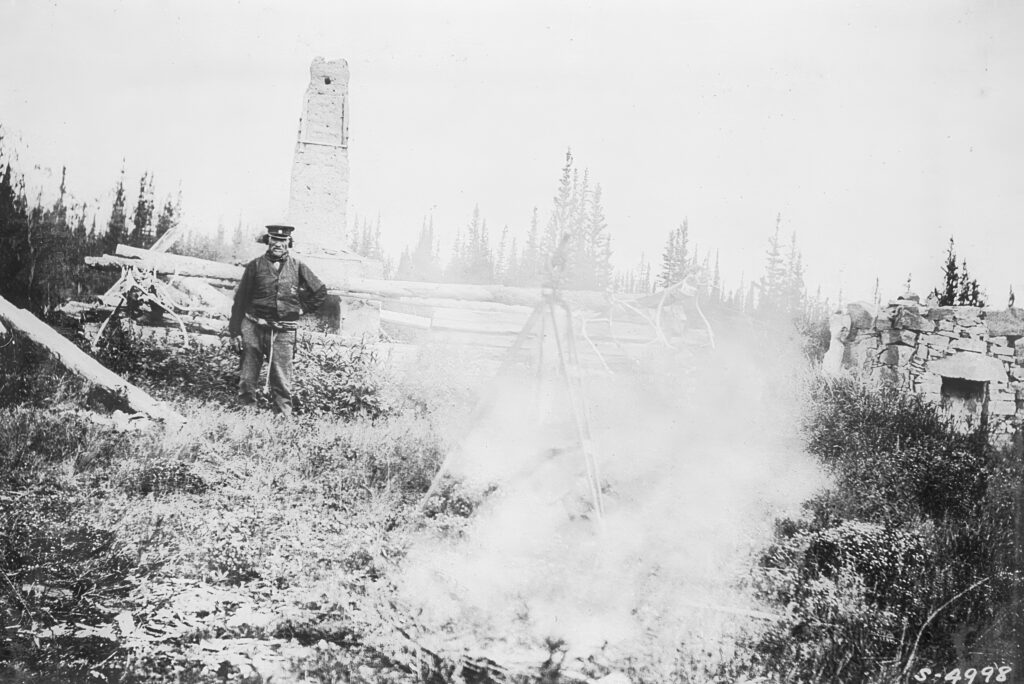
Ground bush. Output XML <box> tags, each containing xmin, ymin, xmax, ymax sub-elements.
<box><xmin>92</xmin><ymin>324</ymin><xmax>393</xmax><ymax>418</ymax></box>
<box><xmin>743</xmin><ymin>375</ymin><xmax>1024</xmax><ymax>680</ymax></box>
<box><xmin>803</xmin><ymin>376</ymin><xmax>991</xmax><ymax>523</ymax></box>
<box><xmin>292</xmin><ymin>339</ymin><xmax>390</xmax><ymax>419</ymax></box>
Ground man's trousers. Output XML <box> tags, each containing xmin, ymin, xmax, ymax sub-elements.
<box><xmin>238</xmin><ymin>317</ymin><xmax>297</xmax><ymax>415</ymax></box>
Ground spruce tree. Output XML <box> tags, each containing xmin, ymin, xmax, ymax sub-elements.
<box><xmin>933</xmin><ymin>237</ymin><xmax>985</xmax><ymax>306</ymax></box>
<box><xmin>544</xmin><ymin>149</ymin><xmax>574</xmax><ymax>256</ymax></box>
<box><xmin>154</xmin><ymin>196</ymin><xmax>179</xmax><ymax>241</ymax></box>
<box><xmin>935</xmin><ymin>237</ymin><xmax>960</xmax><ymax>306</ymax></box>
<box><xmin>710</xmin><ymin>251</ymin><xmax>722</xmax><ymax>304</ymax></box>
<box><xmin>785</xmin><ymin>232</ymin><xmax>805</xmax><ymax>315</ymax></box>
<box><xmin>520</xmin><ymin>206</ymin><xmax>541</xmax><ymax>285</ymax></box>
<box><xmin>106</xmin><ymin>167</ymin><xmax>127</xmax><ymax>250</ymax></box>
<box><xmin>583</xmin><ymin>183</ymin><xmax>612</xmax><ymax>290</ymax></box>
<box><xmin>129</xmin><ymin>171</ymin><xmax>155</xmax><ymax>246</ymax></box>
<box><xmin>759</xmin><ymin>214</ymin><xmax>787</xmax><ymax>314</ymax></box>
<box><xmin>659</xmin><ymin>220</ymin><xmax>689</xmax><ymax>287</ymax></box>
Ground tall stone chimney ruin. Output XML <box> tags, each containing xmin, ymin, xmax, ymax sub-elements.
<box><xmin>288</xmin><ymin>57</ymin><xmax>350</xmax><ymax>256</ymax></box>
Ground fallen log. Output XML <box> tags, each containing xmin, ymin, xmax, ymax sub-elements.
<box><xmin>380</xmin><ymin>309</ymin><xmax>432</xmax><ymax>329</ymax></box>
<box><xmin>0</xmin><ymin>295</ymin><xmax>183</xmax><ymax>423</ymax></box>
<box><xmin>86</xmin><ymin>252</ymin><xmax>243</xmax><ymax>282</ymax></box>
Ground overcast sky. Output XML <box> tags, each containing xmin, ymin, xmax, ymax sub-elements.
<box><xmin>1</xmin><ymin>0</ymin><xmax>1022</xmax><ymax>302</ymax></box>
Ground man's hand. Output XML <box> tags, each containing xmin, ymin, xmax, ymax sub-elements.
<box><xmin>230</xmin><ymin>335</ymin><xmax>243</xmax><ymax>353</ymax></box>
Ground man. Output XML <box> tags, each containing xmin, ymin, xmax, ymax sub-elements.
<box><xmin>229</xmin><ymin>224</ymin><xmax>327</xmax><ymax>416</ymax></box>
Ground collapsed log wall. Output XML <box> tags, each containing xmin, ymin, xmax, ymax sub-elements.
<box><xmin>82</xmin><ymin>245</ymin><xmax>715</xmax><ymax>371</ymax></box>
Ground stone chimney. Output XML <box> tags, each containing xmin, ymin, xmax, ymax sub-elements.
<box><xmin>288</xmin><ymin>57</ymin><xmax>350</xmax><ymax>256</ymax></box>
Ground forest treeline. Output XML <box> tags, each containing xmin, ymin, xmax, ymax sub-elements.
<box><xmin>1</xmin><ymin>134</ymin><xmax>838</xmax><ymax>335</ymax></box>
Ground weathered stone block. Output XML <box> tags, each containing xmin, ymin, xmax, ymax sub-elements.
<box><xmin>938</xmin><ymin>320</ymin><xmax>957</xmax><ymax>332</ymax></box>
<box><xmin>927</xmin><ymin>306</ymin><xmax>956</xmax><ymax>321</ymax></box>
<box><xmin>895</xmin><ymin>308</ymin><xmax>934</xmax><ymax>332</ymax></box>
<box><xmin>991</xmin><ymin>391</ymin><xmax>1016</xmax><ymax>406</ymax></box>
<box><xmin>928</xmin><ymin>351</ymin><xmax>1007</xmax><ymax>382</ymax></box>
<box><xmin>950</xmin><ymin>338</ymin><xmax>987</xmax><ymax>354</ymax></box>
<box><xmin>879</xmin><ymin>344</ymin><xmax>914</xmax><ymax>366</ymax></box>
<box><xmin>989</xmin><ymin>336</ymin><xmax>1009</xmax><ymax>347</ymax></box>
<box><xmin>881</xmin><ymin>329</ymin><xmax>917</xmax><ymax>346</ymax></box>
<box><xmin>990</xmin><ymin>344</ymin><xmax>1014</xmax><ymax>357</ymax></box>
<box><xmin>987</xmin><ymin>400</ymin><xmax>1017</xmax><ymax>416</ymax></box>
<box><xmin>916</xmin><ymin>371</ymin><xmax>944</xmax><ymax>394</ymax></box>
<box><xmin>846</xmin><ymin>301</ymin><xmax>876</xmax><ymax>332</ymax></box>
<box><xmin>1011</xmin><ymin>366</ymin><xmax>1024</xmax><ymax>382</ymax></box>
<box><xmin>871</xmin><ymin>365</ymin><xmax>901</xmax><ymax>387</ymax></box>
<box><xmin>873</xmin><ymin>316</ymin><xmax>893</xmax><ymax>331</ymax></box>
<box><xmin>983</xmin><ymin>307</ymin><xmax>1024</xmax><ymax>338</ymax></box>
<box><xmin>847</xmin><ymin>336</ymin><xmax>879</xmax><ymax>372</ymax></box>
<box><xmin>922</xmin><ymin>334</ymin><xmax>950</xmax><ymax>349</ymax></box>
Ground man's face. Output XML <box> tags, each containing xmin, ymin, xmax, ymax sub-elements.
<box><xmin>267</xmin><ymin>237</ymin><xmax>290</xmax><ymax>259</ymax></box>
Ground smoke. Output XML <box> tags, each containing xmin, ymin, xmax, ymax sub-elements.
<box><xmin>397</xmin><ymin>321</ymin><xmax>825</xmax><ymax>668</ymax></box>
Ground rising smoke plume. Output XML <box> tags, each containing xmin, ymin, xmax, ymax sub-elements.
<box><xmin>398</xmin><ymin>318</ymin><xmax>825</xmax><ymax>675</ymax></box>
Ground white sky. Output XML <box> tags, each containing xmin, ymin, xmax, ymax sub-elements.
<box><xmin>1</xmin><ymin>0</ymin><xmax>1022</xmax><ymax>302</ymax></box>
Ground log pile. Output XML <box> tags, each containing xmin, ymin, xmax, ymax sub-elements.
<box><xmin>79</xmin><ymin>244</ymin><xmax>715</xmax><ymax>370</ymax></box>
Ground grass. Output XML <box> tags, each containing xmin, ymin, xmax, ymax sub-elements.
<box><xmin>0</xmin><ymin>398</ymin><xmax>468</xmax><ymax>682</ymax></box>
<box><xmin>4</xmin><ymin>320</ymin><xmax>1021</xmax><ymax>683</ymax></box>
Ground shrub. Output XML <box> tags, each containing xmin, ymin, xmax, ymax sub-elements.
<box><xmin>92</xmin><ymin>325</ymin><xmax>393</xmax><ymax>418</ymax></box>
<box><xmin>743</xmin><ymin>375</ymin><xmax>1024</xmax><ymax>680</ymax></box>
<box><xmin>0</xmin><ymin>330</ymin><xmax>89</xmax><ymax>408</ymax></box>
<box><xmin>802</xmin><ymin>375</ymin><xmax>990</xmax><ymax>523</ymax></box>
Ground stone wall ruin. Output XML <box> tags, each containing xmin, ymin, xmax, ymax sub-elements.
<box><xmin>827</xmin><ymin>295</ymin><xmax>1024</xmax><ymax>442</ymax></box>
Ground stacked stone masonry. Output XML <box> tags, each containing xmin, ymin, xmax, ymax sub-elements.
<box><xmin>836</xmin><ymin>296</ymin><xmax>1024</xmax><ymax>442</ymax></box>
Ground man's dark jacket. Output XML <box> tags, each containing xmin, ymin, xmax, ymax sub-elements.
<box><xmin>229</xmin><ymin>255</ymin><xmax>327</xmax><ymax>336</ymax></box>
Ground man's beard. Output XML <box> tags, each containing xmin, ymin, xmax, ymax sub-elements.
<box><xmin>267</xmin><ymin>246</ymin><xmax>288</xmax><ymax>262</ymax></box>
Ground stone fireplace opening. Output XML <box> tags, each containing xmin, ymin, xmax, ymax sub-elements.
<box><xmin>940</xmin><ymin>377</ymin><xmax>987</xmax><ymax>431</ymax></box>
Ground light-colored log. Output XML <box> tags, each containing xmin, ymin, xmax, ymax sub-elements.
<box><xmin>0</xmin><ymin>295</ymin><xmax>183</xmax><ymax>423</ymax></box>
<box><xmin>380</xmin><ymin>310</ymin><xmax>432</xmax><ymax>329</ymax></box>
<box><xmin>88</xmin><ymin>247</ymin><xmax>632</xmax><ymax>310</ymax></box>
<box><xmin>168</xmin><ymin>276</ymin><xmax>233</xmax><ymax>317</ymax></box>
<box><xmin>147</xmin><ymin>222</ymin><xmax>186</xmax><ymax>253</ymax></box>
<box><xmin>388</xmin><ymin>297</ymin><xmax>535</xmax><ymax>315</ymax></box>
